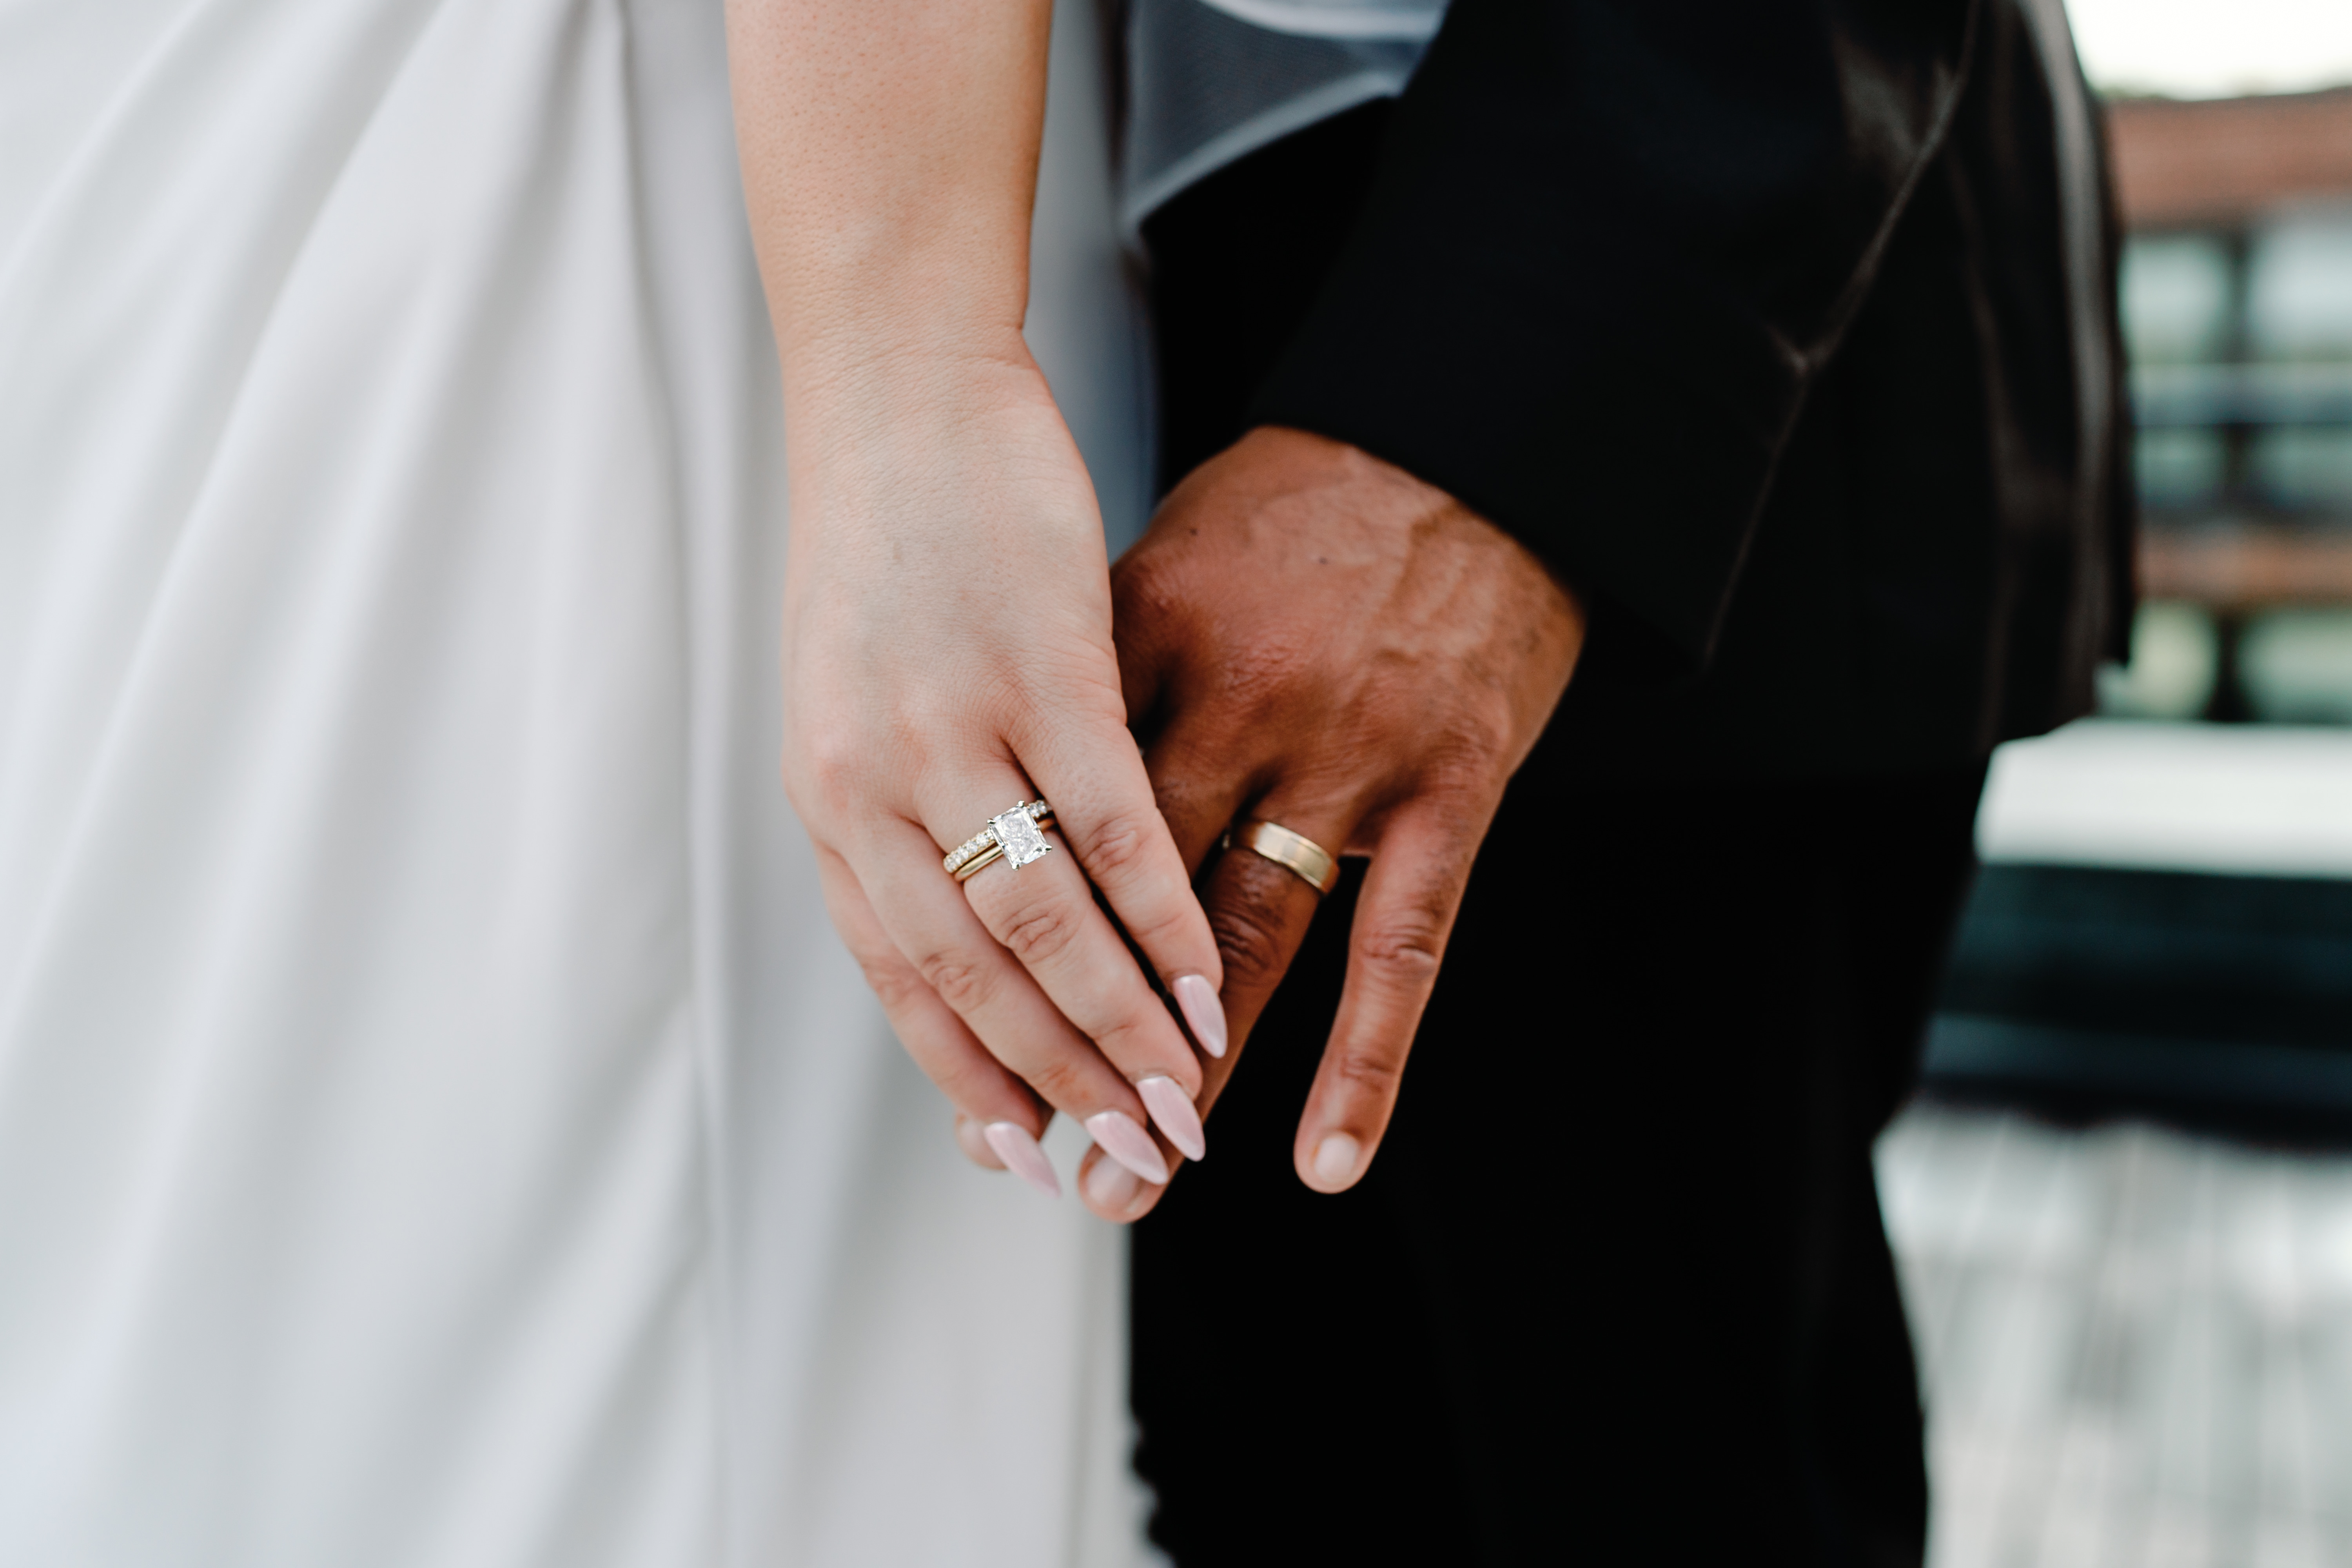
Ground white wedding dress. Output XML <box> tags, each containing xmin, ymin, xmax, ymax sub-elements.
<box><xmin>0</xmin><ymin>0</ymin><xmax>1158</xmax><ymax>1563</ymax></box>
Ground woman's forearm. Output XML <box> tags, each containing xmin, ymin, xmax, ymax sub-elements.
<box><xmin>725</xmin><ymin>0</ymin><xmax>1054</xmax><ymax>426</ymax></box>
<box><xmin>723</xmin><ymin>0</ymin><xmax>1227</xmax><ymax>1219</ymax></box>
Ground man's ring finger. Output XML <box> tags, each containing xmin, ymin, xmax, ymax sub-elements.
<box><xmin>1230</xmin><ymin>819</ymin><xmax>1340</xmax><ymax>896</ymax></box>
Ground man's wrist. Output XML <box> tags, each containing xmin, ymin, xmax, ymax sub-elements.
<box><xmin>1236</xmin><ymin>425</ymin><xmax>1584</xmax><ymax>624</ymax></box>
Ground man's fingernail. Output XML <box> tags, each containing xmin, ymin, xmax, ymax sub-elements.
<box><xmin>1136</xmin><ymin>1076</ymin><xmax>1207</xmax><ymax>1163</ymax></box>
<box><xmin>1172</xmin><ymin>973</ymin><xmax>1227</xmax><ymax>1058</ymax></box>
<box><xmin>1084</xmin><ymin>1109</ymin><xmax>1171</xmax><ymax>1186</ymax></box>
<box><xmin>983</xmin><ymin>1121</ymin><xmax>1061</xmax><ymax>1200</ymax></box>
<box><xmin>1310</xmin><ymin>1132</ymin><xmax>1362</xmax><ymax>1191</ymax></box>
<box><xmin>1085</xmin><ymin>1152</ymin><xmax>1144</xmax><ymax>1214</ymax></box>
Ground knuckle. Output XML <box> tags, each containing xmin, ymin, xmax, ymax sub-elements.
<box><xmin>1078</xmin><ymin>808</ymin><xmax>1157</xmax><ymax>886</ymax></box>
<box><xmin>1022</xmin><ymin>1054</ymin><xmax>1089</xmax><ymax>1108</ymax></box>
<box><xmin>1086</xmin><ymin>1010</ymin><xmax>1164</xmax><ymax>1066</ymax></box>
<box><xmin>1330</xmin><ymin>1046</ymin><xmax>1404</xmax><ymax>1100</ymax></box>
<box><xmin>854</xmin><ymin>952</ymin><xmax>929</xmax><ymax>1016</ymax></box>
<box><xmin>994</xmin><ymin>896</ymin><xmax>1084</xmax><ymax>970</ymax></box>
<box><xmin>1355</xmin><ymin>916</ymin><xmax>1446</xmax><ymax>990</ymax></box>
<box><xmin>795</xmin><ymin>722</ymin><xmax>866</xmax><ymax>797</ymax></box>
<box><xmin>1208</xmin><ymin>895</ymin><xmax>1291</xmax><ymax>993</ymax></box>
<box><xmin>1122</xmin><ymin>901</ymin><xmax>1201</xmax><ymax>969</ymax></box>
<box><xmin>1411</xmin><ymin>723</ymin><xmax>1506</xmax><ymax>796</ymax></box>
<box><xmin>915</xmin><ymin>949</ymin><xmax>996</xmax><ymax>1014</ymax></box>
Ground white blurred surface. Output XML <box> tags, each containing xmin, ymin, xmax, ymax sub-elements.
<box><xmin>2068</xmin><ymin>0</ymin><xmax>2352</xmax><ymax>98</ymax></box>
<box><xmin>1978</xmin><ymin>721</ymin><xmax>2352</xmax><ymax>878</ymax></box>
<box><xmin>1882</xmin><ymin>1105</ymin><xmax>2352</xmax><ymax>1568</ymax></box>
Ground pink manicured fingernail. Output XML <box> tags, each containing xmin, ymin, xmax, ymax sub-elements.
<box><xmin>1084</xmin><ymin>1109</ymin><xmax>1171</xmax><ymax>1186</ymax></box>
<box><xmin>1310</xmin><ymin>1132</ymin><xmax>1361</xmax><ymax>1191</ymax></box>
<box><xmin>1172</xmin><ymin>973</ymin><xmax>1227</xmax><ymax>1058</ymax></box>
<box><xmin>1085</xmin><ymin>1152</ymin><xmax>1143</xmax><ymax>1213</ymax></box>
<box><xmin>1136</xmin><ymin>1076</ymin><xmax>1207</xmax><ymax>1163</ymax></box>
<box><xmin>983</xmin><ymin>1122</ymin><xmax>1061</xmax><ymax>1200</ymax></box>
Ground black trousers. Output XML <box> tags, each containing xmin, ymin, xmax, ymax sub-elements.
<box><xmin>1134</xmin><ymin>104</ymin><xmax>1992</xmax><ymax>1564</ymax></box>
<box><xmin>1130</xmin><ymin>760</ymin><xmax>1986</xmax><ymax>1566</ymax></box>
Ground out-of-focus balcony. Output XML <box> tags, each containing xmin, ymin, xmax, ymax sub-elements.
<box><xmin>1923</xmin><ymin>78</ymin><xmax>2352</xmax><ymax>1136</ymax></box>
<box><xmin>2101</xmin><ymin>87</ymin><xmax>2352</xmax><ymax>724</ymax></box>
<box><xmin>1880</xmin><ymin>47</ymin><xmax>2352</xmax><ymax>1568</ymax></box>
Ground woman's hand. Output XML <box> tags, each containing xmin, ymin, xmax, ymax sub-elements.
<box><xmin>782</xmin><ymin>352</ymin><xmax>1227</xmax><ymax>1194</ymax></box>
<box><xmin>729</xmin><ymin>0</ymin><xmax>1223</xmax><ymax>1198</ymax></box>
<box><xmin>1079</xmin><ymin>427</ymin><xmax>1585</xmax><ymax>1218</ymax></box>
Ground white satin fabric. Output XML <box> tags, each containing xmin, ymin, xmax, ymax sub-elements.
<box><xmin>1120</xmin><ymin>0</ymin><xmax>1446</xmax><ymax>231</ymax></box>
<box><xmin>0</xmin><ymin>0</ymin><xmax>1156</xmax><ymax>1563</ymax></box>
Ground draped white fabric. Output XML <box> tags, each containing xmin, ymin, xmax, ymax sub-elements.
<box><xmin>0</xmin><ymin>0</ymin><xmax>1156</xmax><ymax>1562</ymax></box>
<box><xmin>1120</xmin><ymin>0</ymin><xmax>1446</xmax><ymax>232</ymax></box>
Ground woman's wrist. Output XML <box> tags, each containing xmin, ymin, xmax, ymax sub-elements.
<box><xmin>781</xmin><ymin>327</ymin><xmax>1051</xmax><ymax>459</ymax></box>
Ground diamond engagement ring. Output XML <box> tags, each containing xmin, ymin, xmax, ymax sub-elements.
<box><xmin>944</xmin><ymin>800</ymin><xmax>1056</xmax><ymax>883</ymax></box>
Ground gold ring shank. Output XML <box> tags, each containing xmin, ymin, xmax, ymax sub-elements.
<box><xmin>952</xmin><ymin>841</ymin><xmax>1005</xmax><ymax>882</ymax></box>
<box><xmin>1236</xmin><ymin>819</ymin><xmax>1339</xmax><ymax>896</ymax></box>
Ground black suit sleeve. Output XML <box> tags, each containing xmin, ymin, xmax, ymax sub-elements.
<box><xmin>1247</xmin><ymin>0</ymin><xmax>1978</xmax><ymax>672</ymax></box>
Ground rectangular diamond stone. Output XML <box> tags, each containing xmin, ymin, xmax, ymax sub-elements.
<box><xmin>992</xmin><ymin>807</ymin><xmax>1052</xmax><ymax>869</ymax></box>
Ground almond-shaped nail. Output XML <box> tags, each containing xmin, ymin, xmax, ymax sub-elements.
<box><xmin>1136</xmin><ymin>1075</ymin><xmax>1207</xmax><ymax>1163</ymax></box>
<box><xmin>1310</xmin><ymin>1132</ymin><xmax>1361</xmax><ymax>1191</ymax></box>
<box><xmin>1085</xmin><ymin>1151</ymin><xmax>1144</xmax><ymax>1214</ymax></box>
<box><xmin>1084</xmin><ymin>1109</ymin><xmax>1171</xmax><ymax>1186</ymax></box>
<box><xmin>1172</xmin><ymin>973</ymin><xmax>1227</xmax><ymax>1058</ymax></box>
<box><xmin>983</xmin><ymin>1122</ymin><xmax>1061</xmax><ymax>1200</ymax></box>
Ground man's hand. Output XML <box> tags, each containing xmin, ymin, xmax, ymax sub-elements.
<box><xmin>1077</xmin><ymin>426</ymin><xmax>1584</xmax><ymax>1218</ymax></box>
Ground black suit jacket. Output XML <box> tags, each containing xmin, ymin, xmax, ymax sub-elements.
<box><xmin>1147</xmin><ymin>0</ymin><xmax>2135</xmax><ymax>781</ymax></box>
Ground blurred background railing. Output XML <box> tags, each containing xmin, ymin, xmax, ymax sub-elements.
<box><xmin>1875</xmin><ymin>12</ymin><xmax>2352</xmax><ymax>1563</ymax></box>
<box><xmin>1919</xmin><ymin>85</ymin><xmax>2352</xmax><ymax>1140</ymax></box>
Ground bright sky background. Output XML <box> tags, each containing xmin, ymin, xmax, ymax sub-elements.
<box><xmin>2068</xmin><ymin>0</ymin><xmax>2352</xmax><ymax>97</ymax></box>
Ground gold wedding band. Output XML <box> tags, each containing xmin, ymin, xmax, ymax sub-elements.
<box><xmin>945</xmin><ymin>800</ymin><xmax>1056</xmax><ymax>883</ymax></box>
<box><xmin>1234</xmin><ymin>819</ymin><xmax>1339</xmax><ymax>896</ymax></box>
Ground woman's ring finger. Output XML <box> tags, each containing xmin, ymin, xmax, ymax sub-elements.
<box><xmin>944</xmin><ymin>800</ymin><xmax>1056</xmax><ymax>883</ymax></box>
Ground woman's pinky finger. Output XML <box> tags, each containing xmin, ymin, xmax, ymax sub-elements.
<box><xmin>1292</xmin><ymin>804</ymin><xmax>1487</xmax><ymax>1194</ymax></box>
<box><xmin>1075</xmin><ymin>1142</ymin><xmax>1169</xmax><ymax>1224</ymax></box>
<box><xmin>812</xmin><ymin>845</ymin><xmax>1063</xmax><ymax>1199</ymax></box>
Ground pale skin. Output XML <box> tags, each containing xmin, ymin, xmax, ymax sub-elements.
<box><xmin>727</xmin><ymin>3</ymin><xmax>1583</xmax><ymax>1220</ymax></box>
<box><xmin>728</xmin><ymin>0</ymin><xmax>1227</xmax><ymax>1192</ymax></box>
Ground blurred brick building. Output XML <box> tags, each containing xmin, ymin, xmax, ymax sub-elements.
<box><xmin>2101</xmin><ymin>87</ymin><xmax>2352</xmax><ymax>719</ymax></box>
<box><xmin>2109</xmin><ymin>87</ymin><xmax>2352</xmax><ymax>230</ymax></box>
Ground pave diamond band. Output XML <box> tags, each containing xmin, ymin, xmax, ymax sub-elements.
<box><xmin>942</xmin><ymin>800</ymin><xmax>1049</xmax><ymax>875</ymax></box>
<box><xmin>945</xmin><ymin>800</ymin><xmax>1056</xmax><ymax>883</ymax></box>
